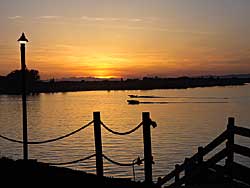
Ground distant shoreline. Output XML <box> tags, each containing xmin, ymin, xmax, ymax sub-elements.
<box><xmin>0</xmin><ymin>77</ymin><xmax>250</xmax><ymax>95</ymax></box>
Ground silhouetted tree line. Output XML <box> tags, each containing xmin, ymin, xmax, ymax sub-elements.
<box><xmin>0</xmin><ymin>69</ymin><xmax>40</xmax><ymax>94</ymax></box>
<box><xmin>0</xmin><ymin>69</ymin><xmax>250</xmax><ymax>94</ymax></box>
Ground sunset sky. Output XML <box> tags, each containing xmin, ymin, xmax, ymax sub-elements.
<box><xmin>0</xmin><ymin>0</ymin><xmax>250</xmax><ymax>79</ymax></box>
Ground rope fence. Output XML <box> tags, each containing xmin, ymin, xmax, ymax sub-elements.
<box><xmin>47</xmin><ymin>153</ymin><xmax>96</xmax><ymax>166</ymax></box>
<box><xmin>103</xmin><ymin>154</ymin><xmax>144</xmax><ymax>167</ymax></box>
<box><xmin>100</xmin><ymin>121</ymin><xmax>143</xmax><ymax>135</ymax></box>
<box><xmin>0</xmin><ymin>111</ymin><xmax>156</xmax><ymax>183</ymax></box>
<box><xmin>1</xmin><ymin>112</ymin><xmax>248</xmax><ymax>186</ymax></box>
<box><xmin>0</xmin><ymin>120</ymin><xmax>93</xmax><ymax>144</ymax></box>
<box><xmin>0</xmin><ymin>134</ymin><xmax>24</xmax><ymax>144</ymax></box>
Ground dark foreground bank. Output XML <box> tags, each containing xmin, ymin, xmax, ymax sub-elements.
<box><xmin>1</xmin><ymin>157</ymin><xmax>249</xmax><ymax>188</ymax></box>
<box><xmin>0</xmin><ymin>157</ymin><xmax>148</xmax><ymax>188</ymax></box>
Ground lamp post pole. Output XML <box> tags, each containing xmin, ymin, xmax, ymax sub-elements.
<box><xmin>18</xmin><ymin>33</ymin><xmax>29</xmax><ymax>161</ymax></box>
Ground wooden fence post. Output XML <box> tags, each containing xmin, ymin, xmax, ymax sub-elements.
<box><xmin>226</xmin><ymin>117</ymin><xmax>235</xmax><ymax>180</ymax></box>
<box><xmin>93</xmin><ymin>112</ymin><xmax>104</xmax><ymax>177</ymax></box>
<box><xmin>175</xmin><ymin>164</ymin><xmax>180</xmax><ymax>182</ymax></box>
<box><xmin>142</xmin><ymin>112</ymin><xmax>153</xmax><ymax>184</ymax></box>
<box><xmin>226</xmin><ymin>117</ymin><xmax>235</xmax><ymax>167</ymax></box>
<box><xmin>184</xmin><ymin>158</ymin><xmax>190</xmax><ymax>184</ymax></box>
<box><xmin>197</xmin><ymin>146</ymin><xmax>204</xmax><ymax>165</ymax></box>
<box><xmin>184</xmin><ymin>157</ymin><xmax>195</xmax><ymax>186</ymax></box>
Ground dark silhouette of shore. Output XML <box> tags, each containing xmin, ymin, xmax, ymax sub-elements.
<box><xmin>1</xmin><ymin>157</ymin><xmax>248</xmax><ymax>188</ymax></box>
<box><xmin>0</xmin><ymin>157</ymin><xmax>146</xmax><ymax>187</ymax></box>
<box><xmin>0</xmin><ymin>70</ymin><xmax>250</xmax><ymax>94</ymax></box>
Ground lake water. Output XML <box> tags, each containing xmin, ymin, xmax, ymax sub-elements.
<box><xmin>0</xmin><ymin>84</ymin><xmax>250</xmax><ymax>182</ymax></box>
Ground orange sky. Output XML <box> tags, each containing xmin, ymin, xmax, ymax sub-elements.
<box><xmin>1</xmin><ymin>0</ymin><xmax>250</xmax><ymax>79</ymax></box>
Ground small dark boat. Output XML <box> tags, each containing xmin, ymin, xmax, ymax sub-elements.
<box><xmin>128</xmin><ymin>95</ymin><xmax>139</xmax><ymax>98</ymax></box>
<box><xmin>127</xmin><ymin>100</ymin><xmax>140</xmax><ymax>105</ymax></box>
<box><xmin>128</xmin><ymin>94</ymin><xmax>162</xmax><ymax>98</ymax></box>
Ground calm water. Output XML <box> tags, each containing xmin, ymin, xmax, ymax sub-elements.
<box><xmin>0</xmin><ymin>84</ymin><xmax>250</xmax><ymax>182</ymax></box>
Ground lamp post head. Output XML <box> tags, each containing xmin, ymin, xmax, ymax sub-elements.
<box><xmin>18</xmin><ymin>33</ymin><xmax>29</xmax><ymax>44</ymax></box>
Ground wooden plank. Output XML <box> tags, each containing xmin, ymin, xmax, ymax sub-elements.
<box><xmin>234</xmin><ymin>126</ymin><xmax>250</xmax><ymax>138</ymax></box>
<box><xmin>206</xmin><ymin>148</ymin><xmax>228</xmax><ymax>167</ymax></box>
<box><xmin>232</xmin><ymin>162</ymin><xmax>250</xmax><ymax>184</ymax></box>
<box><xmin>166</xmin><ymin>149</ymin><xmax>228</xmax><ymax>188</ymax></box>
<box><xmin>233</xmin><ymin>144</ymin><xmax>250</xmax><ymax>158</ymax></box>
<box><xmin>157</xmin><ymin>167</ymin><xmax>180</xmax><ymax>185</ymax></box>
<box><xmin>157</xmin><ymin>131</ymin><xmax>228</xmax><ymax>186</ymax></box>
<box><xmin>198</xmin><ymin>130</ymin><xmax>228</xmax><ymax>157</ymax></box>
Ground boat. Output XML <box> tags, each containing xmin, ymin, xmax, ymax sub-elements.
<box><xmin>128</xmin><ymin>95</ymin><xmax>139</xmax><ymax>98</ymax></box>
<box><xmin>127</xmin><ymin>100</ymin><xmax>140</xmax><ymax>105</ymax></box>
<box><xmin>128</xmin><ymin>94</ymin><xmax>162</xmax><ymax>98</ymax></box>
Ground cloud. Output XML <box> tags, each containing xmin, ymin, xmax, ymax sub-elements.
<box><xmin>80</xmin><ymin>16</ymin><xmax>142</xmax><ymax>22</ymax></box>
<box><xmin>210</xmin><ymin>58</ymin><xmax>250</xmax><ymax>66</ymax></box>
<box><xmin>8</xmin><ymin>16</ymin><xmax>22</xmax><ymax>19</ymax></box>
<box><xmin>103</xmin><ymin>24</ymin><xmax>215</xmax><ymax>35</ymax></box>
<box><xmin>128</xmin><ymin>18</ymin><xmax>142</xmax><ymax>22</ymax></box>
<box><xmin>81</xmin><ymin>16</ymin><xmax>105</xmax><ymax>21</ymax></box>
<box><xmin>37</xmin><ymin>16</ymin><xmax>62</xmax><ymax>19</ymax></box>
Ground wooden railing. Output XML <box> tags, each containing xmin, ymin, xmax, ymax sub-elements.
<box><xmin>157</xmin><ymin>117</ymin><xmax>250</xmax><ymax>187</ymax></box>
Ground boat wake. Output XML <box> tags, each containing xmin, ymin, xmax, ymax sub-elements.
<box><xmin>128</xmin><ymin>95</ymin><xmax>228</xmax><ymax>99</ymax></box>
<box><xmin>127</xmin><ymin>100</ymin><xmax>228</xmax><ymax>105</ymax></box>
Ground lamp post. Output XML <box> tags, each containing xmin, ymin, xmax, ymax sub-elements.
<box><xmin>18</xmin><ymin>33</ymin><xmax>29</xmax><ymax>160</ymax></box>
